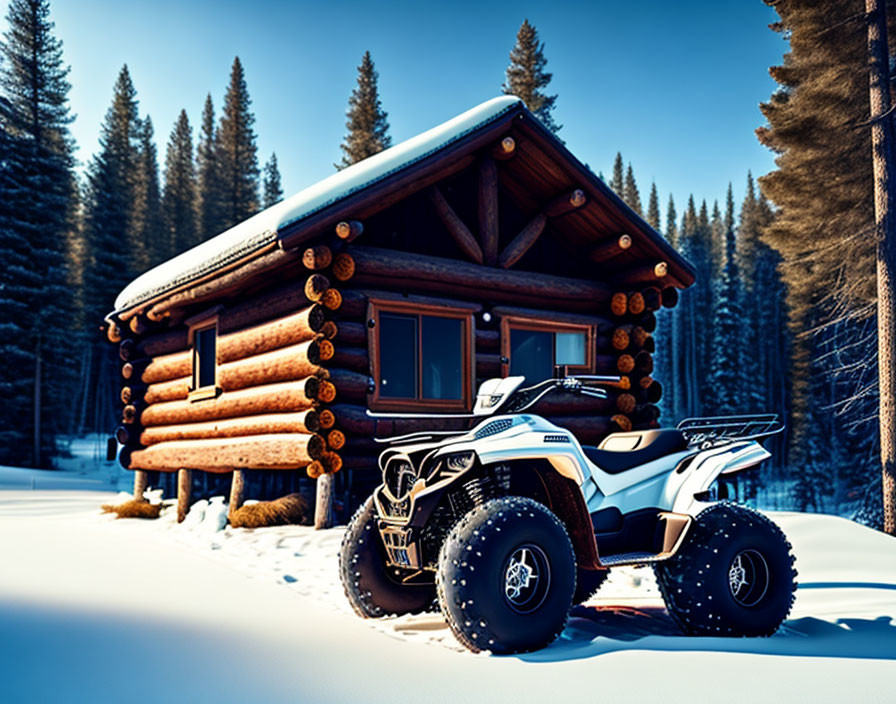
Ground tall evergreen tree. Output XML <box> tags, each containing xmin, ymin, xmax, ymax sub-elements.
<box><xmin>217</xmin><ymin>57</ymin><xmax>259</xmax><ymax>229</ymax></box>
<box><xmin>623</xmin><ymin>163</ymin><xmax>642</xmax><ymax>216</ymax></box>
<box><xmin>503</xmin><ymin>19</ymin><xmax>560</xmax><ymax>134</ymax></box>
<box><xmin>337</xmin><ymin>51</ymin><xmax>391</xmax><ymax>169</ymax></box>
<box><xmin>262</xmin><ymin>152</ymin><xmax>283</xmax><ymax>208</ymax></box>
<box><xmin>610</xmin><ymin>152</ymin><xmax>624</xmax><ymax>196</ymax></box>
<box><xmin>0</xmin><ymin>0</ymin><xmax>76</xmax><ymax>465</ymax></box>
<box><xmin>162</xmin><ymin>109</ymin><xmax>198</xmax><ymax>253</ymax></box>
<box><xmin>196</xmin><ymin>93</ymin><xmax>223</xmax><ymax>239</ymax></box>
<box><xmin>131</xmin><ymin>115</ymin><xmax>164</xmax><ymax>267</ymax></box>
<box><xmin>646</xmin><ymin>183</ymin><xmax>661</xmax><ymax>230</ymax></box>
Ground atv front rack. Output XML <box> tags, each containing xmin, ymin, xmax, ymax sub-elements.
<box><xmin>676</xmin><ymin>414</ymin><xmax>785</xmax><ymax>448</ymax></box>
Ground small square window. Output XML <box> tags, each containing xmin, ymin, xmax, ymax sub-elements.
<box><xmin>502</xmin><ymin>318</ymin><xmax>593</xmax><ymax>383</ymax></box>
<box><xmin>189</xmin><ymin>324</ymin><xmax>218</xmax><ymax>400</ymax></box>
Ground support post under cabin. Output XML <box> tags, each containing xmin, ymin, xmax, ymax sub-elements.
<box><xmin>177</xmin><ymin>468</ymin><xmax>192</xmax><ymax>523</ymax></box>
<box><xmin>314</xmin><ymin>474</ymin><xmax>334</xmax><ymax>529</ymax></box>
<box><xmin>229</xmin><ymin>468</ymin><xmax>246</xmax><ymax>519</ymax></box>
<box><xmin>133</xmin><ymin>469</ymin><xmax>148</xmax><ymax>502</ymax></box>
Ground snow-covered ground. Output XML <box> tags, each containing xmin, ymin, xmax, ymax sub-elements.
<box><xmin>0</xmin><ymin>472</ymin><xmax>894</xmax><ymax>703</ymax></box>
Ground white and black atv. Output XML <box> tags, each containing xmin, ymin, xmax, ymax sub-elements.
<box><xmin>339</xmin><ymin>375</ymin><xmax>796</xmax><ymax>654</ymax></box>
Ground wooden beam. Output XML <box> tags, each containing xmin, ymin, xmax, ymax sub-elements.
<box><xmin>140</xmin><ymin>410</ymin><xmax>320</xmax><ymax>445</ymax></box>
<box><xmin>478</xmin><ymin>157</ymin><xmax>499</xmax><ymax>265</ymax></box>
<box><xmin>589</xmin><ymin>234</ymin><xmax>632</xmax><ymax>264</ymax></box>
<box><xmin>133</xmin><ymin>470</ymin><xmax>148</xmax><ymax>501</ymax></box>
<box><xmin>498</xmin><ymin>213</ymin><xmax>547</xmax><ymax>268</ymax></box>
<box><xmin>545</xmin><ymin>188</ymin><xmax>587</xmax><ymax>218</ymax></box>
<box><xmin>611</xmin><ymin>261</ymin><xmax>669</xmax><ymax>287</ymax></box>
<box><xmin>428</xmin><ymin>187</ymin><xmax>484</xmax><ymax>264</ymax></box>
<box><xmin>335</xmin><ymin>220</ymin><xmax>364</xmax><ymax>242</ymax></box>
<box><xmin>229</xmin><ymin>469</ymin><xmax>246</xmax><ymax>519</ymax></box>
<box><xmin>177</xmin><ymin>468</ymin><xmax>192</xmax><ymax>523</ymax></box>
<box><xmin>314</xmin><ymin>474</ymin><xmax>334</xmax><ymax>529</ymax></box>
<box><xmin>492</xmin><ymin>135</ymin><xmax>517</xmax><ymax>160</ymax></box>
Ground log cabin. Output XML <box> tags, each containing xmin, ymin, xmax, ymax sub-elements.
<box><xmin>104</xmin><ymin>96</ymin><xmax>695</xmax><ymax>527</ymax></box>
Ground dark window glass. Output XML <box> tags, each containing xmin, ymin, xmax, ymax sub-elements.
<box><xmin>379</xmin><ymin>313</ymin><xmax>417</xmax><ymax>398</ymax></box>
<box><xmin>421</xmin><ymin>315</ymin><xmax>462</xmax><ymax>399</ymax></box>
<box><xmin>194</xmin><ymin>327</ymin><xmax>217</xmax><ymax>389</ymax></box>
<box><xmin>555</xmin><ymin>332</ymin><xmax>586</xmax><ymax>366</ymax></box>
<box><xmin>510</xmin><ymin>329</ymin><xmax>553</xmax><ymax>383</ymax></box>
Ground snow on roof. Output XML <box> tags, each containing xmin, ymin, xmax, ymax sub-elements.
<box><xmin>112</xmin><ymin>96</ymin><xmax>524</xmax><ymax>316</ymax></box>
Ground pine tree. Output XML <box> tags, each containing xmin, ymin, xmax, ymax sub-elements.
<box><xmin>337</xmin><ymin>51</ymin><xmax>391</xmax><ymax>169</ymax></box>
<box><xmin>131</xmin><ymin>115</ymin><xmax>164</xmax><ymax>267</ymax></box>
<box><xmin>610</xmin><ymin>153</ymin><xmax>624</xmax><ymax>196</ymax></box>
<box><xmin>197</xmin><ymin>93</ymin><xmax>223</xmax><ymax>240</ymax></box>
<box><xmin>162</xmin><ymin>109</ymin><xmax>198</xmax><ymax>253</ymax></box>
<box><xmin>0</xmin><ymin>0</ymin><xmax>77</xmax><ymax>465</ymax></box>
<box><xmin>217</xmin><ymin>57</ymin><xmax>259</xmax><ymax>229</ymax></box>
<box><xmin>646</xmin><ymin>183</ymin><xmax>661</xmax><ymax>230</ymax></box>
<box><xmin>503</xmin><ymin>19</ymin><xmax>560</xmax><ymax>134</ymax></box>
<box><xmin>623</xmin><ymin>163</ymin><xmax>642</xmax><ymax>216</ymax></box>
<box><xmin>262</xmin><ymin>152</ymin><xmax>283</xmax><ymax>208</ymax></box>
<box><xmin>656</xmin><ymin>194</ymin><xmax>679</xmax><ymax>422</ymax></box>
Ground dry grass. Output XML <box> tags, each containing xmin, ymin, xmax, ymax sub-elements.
<box><xmin>101</xmin><ymin>499</ymin><xmax>162</xmax><ymax>519</ymax></box>
<box><xmin>229</xmin><ymin>493</ymin><xmax>310</xmax><ymax>528</ymax></box>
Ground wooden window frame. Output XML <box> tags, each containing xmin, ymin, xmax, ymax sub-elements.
<box><xmin>368</xmin><ymin>297</ymin><xmax>474</xmax><ymax>412</ymax></box>
<box><xmin>186</xmin><ymin>309</ymin><xmax>221</xmax><ymax>402</ymax></box>
<box><xmin>500</xmin><ymin>315</ymin><xmax>595</xmax><ymax>379</ymax></box>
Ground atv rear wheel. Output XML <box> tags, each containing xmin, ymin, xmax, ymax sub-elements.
<box><xmin>436</xmin><ymin>496</ymin><xmax>576</xmax><ymax>654</ymax></box>
<box><xmin>339</xmin><ymin>496</ymin><xmax>436</xmax><ymax>618</ymax></box>
<box><xmin>654</xmin><ymin>502</ymin><xmax>797</xmax><ymax>636</ymax></box>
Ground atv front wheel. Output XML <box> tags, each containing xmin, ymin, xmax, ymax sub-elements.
<box><xmin>436</xmin><ymin>496</ymin><xmax>576</xmax><ymax>654</ymax></box>
<box><xmin>339</xmin><ymin>496</ymin><xmax>436</xmax><ymax>618</ymax></box>
<box><xmin>654</xmin><ymin>502</ymin><xmax>797</xmax><ymax>636</ymax></box>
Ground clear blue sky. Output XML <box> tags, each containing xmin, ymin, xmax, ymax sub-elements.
<box><xmin>29</xmin><ymin>0</ymin><xmax>783</xmax><ymax>219</ymax></box>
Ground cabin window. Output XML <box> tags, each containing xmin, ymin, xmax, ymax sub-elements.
<box><xmin>188</xmin><ymin>323</ymin><xmax>218</xmax><ymax>401</ymax></box>
<box><xmin>501</xmin><ymin>317</ymin><xmax>593</xmax><ymax>383</ymax></box>
<box><xmin>370</xmin><ymin>300</ymin><xmax>472</xmax><ymax>411</ymax></box>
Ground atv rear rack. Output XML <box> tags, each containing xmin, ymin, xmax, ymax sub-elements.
<box><xmin>676</xmin><ymin>414</ymin><xmax>785</xmax><ymax>448</ymax></box>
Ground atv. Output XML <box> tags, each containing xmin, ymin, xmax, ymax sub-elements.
<box><xmin>339</xmin><ymin>375</ymin><xmax>797</xmax><ymax>654</ymax></box>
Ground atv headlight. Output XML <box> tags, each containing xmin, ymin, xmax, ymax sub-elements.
<box><xmin>444</xmin><ymin>451</ymin><xmax>476</xmax><ymax>472</ymax></box>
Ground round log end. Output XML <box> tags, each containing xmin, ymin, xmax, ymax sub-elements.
<box><xmin>122</xmin><ymin>404</ymin><xmax>138</xmax><ymax>424</ymax></box>
<box><xmin>617</xmin><ymin>354</ymin><xmax>635</xmax><ymax>374</ymax></box>
<box><xmin>642</xmin><ymin>286</ymin><xmax>662</xmax><ymax>312</ymax></box>
<box><xmin>640</xmin><ymin>310</ymin><xmax>657</xmax><ymax>333</ymax></box>
<box><xmin>610</xmin><ymin>292</ymin><xmax>628</xmax><ymax>317</ymax></box>
<box><xmin>632</xmin><ymin>326</ymin><xmax>650</xmax><ymax>348</ymax></box>
<box><xmin>115</xmin><ymin>426</ymin><xmax>130</xmax><ymax>445</ymax></box>
<box><xmin>307</xmin><ymin>434</ymin><xmax>326</xmax><ymax>459</ymax></box>
<box><xmin>119</xmin><ymin>339</ymin><xmax>135</xmax><ymax>362</ymax></box>
<box><xmin>611</xmin><ymin>414</ymin><xmax>632</xmax><ymax>433</ymax></box>
<box><xmin>628</xmin><ymin>292</ymin><xmax>646</xmax><ymax>315</ymax></box>
<box><xmin>318</xmin><ymin>409</ymin><xmax>336</xmax><ymax>429</ymax></box>
<box><xmin>661</xmin><ymin>286</ymin><xmax>679</xmax><ymax>308</ymax></box>
<box><xmin>129</xmin><ymin>316</ymin><xmax>147</xmax><ymax>335</ymax></box>
<box><xmin>616</xmin><ymin>393</ymin><xmax>637</xmax><ymax>414</ymax></box>
<box><xmin>303</xmin><ymin>245</ymin><xmax>333</xmax><ymax>270</ymax></box>
<box><xmin>322</xmin><ymin>451</ymin><xmax>343</xmax><ymax>474</ymax></box>
<box><xmin>619</xmin><ymin>233</ymin><xmax>632</xmax><ymax>249</ymax></box>
<box><xmin>304</xmin><ymin>376</ymin><xmax>321</xmax><ymax>400</ymax></box>
<box><xmin>304</xmin><ymin>409</ymin><xmax>321</xmax><ymax>434</ymax></box>
<box><xmin>308</xmin><ymin>304</ymin><xmax>326</xmax><ymax>332</ymax></box>
<box><xmin>328</xmin><ymin>429</ymin><xmax>346</xmax><ymax>450</ymax></box>
<box><xmin>639</xmin><ymin>375</ymin><xmax>654</xmax><ymax>389</ymax></box>
<box><xmin>611</xmin><ymin>328</ymin><xmax>630</xmax><ymax>351</ymax></box>
<box><xmin>121</xmin><ymin>362</ymin><xmax>134</xmax><ymax>380</ymax></box>
<box><xmin>107</xmin><ymin>323</ymin><xmax>122</xmax><ymax>344</ymax></box>
<box><xmin>118</xmin><ymin>447</ymin><xmax>132</xmax><ymax>470</ymax></box>
<box><xmin>570</xmin><ymin>189</ymin><xmax>587</xmax><ymax>208</ymax></box>
<box><xmin>335</xmin><ymin>220</ymin><xmax>363</xmax><ymax>240</ymax></box>
<box><xmin>500</xmin><ymin>136</ymin><xmax>516</xmax><ymax>154</ymax></box>
<box><xmin>617</xmin><ymin>375</ymin><xmax>631</xmax><ymax>390</ymax></box>
<box><xmin>643</xmin><ymin>337</ymin><xmax>656</xmax><ymax>354</ymax></box>
<box><xmin>654</xmin><ymin>261</ymin><xmax>668</xmax><ymax>278</ymax></box>
<box><xmin>307</xmin><ymin>460</ymin><xmax>324</xmax><ymax>479</ymax></box>
<box><xmin>645</xmin><ymin>380</ymin><xmax>663</xmax><ymax>403</ymax></box>
<box><xmin>333</xmin><ymin>253</ymin><xmax>356</xmax><ymax>282</ymax></box>
<box><xmin>321</xmin><ymin>288</ymin><xmax>343</xmax><ymax>311</ymax></box>
<box><xmin>120</xmin><ymin>387</ymin><xmax>133</xmax><ymax>405</ymax></box>
<box><xmin>319</xmin><ymin>320</ymin><xmax>338</xmax><ymax>340</ymax></box>
<box><xmin>304</xmin><ymin>273</ymin><xmax>331</xmax><ymax>301</ymax></box>
<box><xmin>318</xmin><ymin>339</ymin><xmax>335</xmax><ymax>361</ymax></box>
<box><xmin>635</xmin><ymin>350</ymin><xmax>654</xmax><ymax>374</ymax></box>
<box><xmin>317</xmin><ymin>380</ymin><xmax>337</xmax><ymax>404</ymax></box>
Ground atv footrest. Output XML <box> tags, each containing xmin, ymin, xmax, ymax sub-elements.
<box><xmin>600</xmin><ymin>551</ymin><xmax>669</xmax><ymax>567</ymax></box>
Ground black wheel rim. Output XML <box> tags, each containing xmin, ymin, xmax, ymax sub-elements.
<box><xmin>503</xmin><ymin>544</ymin><xmax>551</xmax><ymax>613</ymax></box>
<box><xmin>728</xmin><ymin>548</ymin><xmax>770</xmax><ymax>607</ymax></box>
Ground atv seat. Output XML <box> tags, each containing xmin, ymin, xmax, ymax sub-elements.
<box><xmin>582</xmin><ymin>429</ymin><xmax>689</xmax><ymax>474</ymax></box>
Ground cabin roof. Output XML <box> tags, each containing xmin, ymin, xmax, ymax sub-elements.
<box><xmin>111</xmin><ymin>96</ymin><xmax>693</xmax><ymax>318</ymax></box>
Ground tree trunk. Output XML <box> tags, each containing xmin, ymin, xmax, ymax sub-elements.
<box><xmin>33</xmin><ymin>335</ymin><xmax>41</xmax><ymax>468</ymax></box>
<box><xmin>867</xmin><ymin>0</ymin><xmax>896</xmax><ymax>534</ymax></box>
